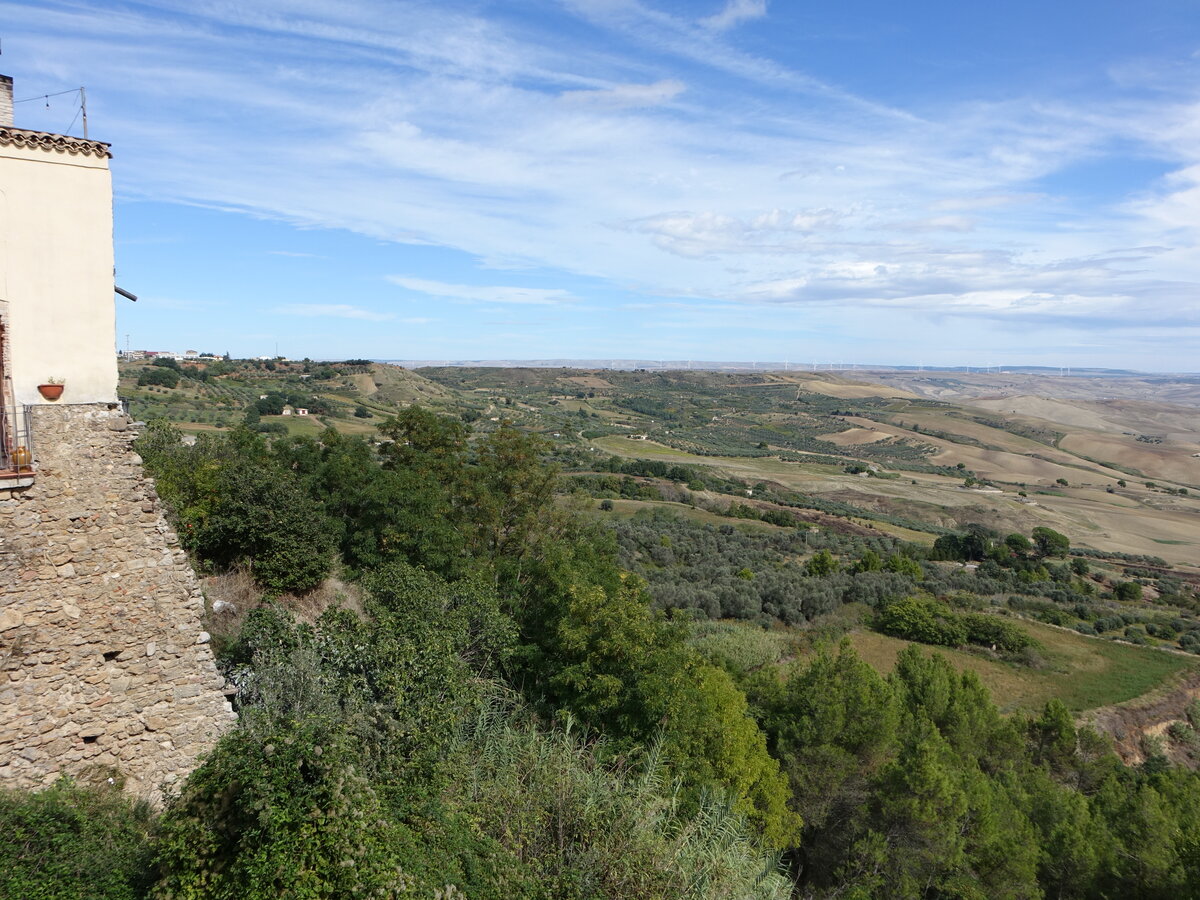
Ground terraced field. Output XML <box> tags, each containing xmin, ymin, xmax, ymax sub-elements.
<box><xmin>841</xmin><ymin>620</ymin><xmax>1195</xmax><ymax>714</ymax></box>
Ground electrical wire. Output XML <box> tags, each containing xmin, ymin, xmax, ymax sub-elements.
<box><xmin>63</xmin><ymin>104</ymin><xmax>82</xmax><ymax>135</ymax></box>
<box><xmin>11</xmin><ymin>87</ymin><xmax>87</xmax><ymax>136</ymax></box>
<box><xmin>14</xmin><ymin>87</ymin><xmax>82</xmax><ymax>103</ymax></box>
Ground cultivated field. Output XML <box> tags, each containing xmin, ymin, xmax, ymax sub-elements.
<box><xmin>840</xmin><ymin>621</ymin><xmax>1195</xmax><ymax>714</ymax></box>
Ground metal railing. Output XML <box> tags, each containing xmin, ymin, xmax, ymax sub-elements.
<box><xmin>0</xmin><ymin>404</ymin><xmax>34</xmax><ymax>476</ymax></box>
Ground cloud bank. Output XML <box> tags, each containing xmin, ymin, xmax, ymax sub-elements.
<box><xmin>5</xmin><ymin>0</ymin><xmax>1200</xmax><ymax>366</ymax></box>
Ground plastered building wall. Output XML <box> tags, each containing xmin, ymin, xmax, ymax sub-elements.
<box><xmin>0</xmin><ymin>128</ymin><xmax>118</xmax><ymax>407</ymax></box>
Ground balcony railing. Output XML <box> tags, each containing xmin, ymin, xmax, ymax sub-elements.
<box><xmin>0</xmin><ymin>404</ymin><xmax>35</xmax><ymax>480</ymax></box>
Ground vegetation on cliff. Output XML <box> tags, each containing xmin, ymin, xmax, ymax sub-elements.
<box><xmin>5</xmin><ymin>407</ymin><xmax>1200</xmax><ymax>898</ymax></box>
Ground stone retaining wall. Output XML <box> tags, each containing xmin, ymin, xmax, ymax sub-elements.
<box><xmin>0</xmin><ymin>404</ymin><xmax>235</xmax><ymax>801</ymax></box>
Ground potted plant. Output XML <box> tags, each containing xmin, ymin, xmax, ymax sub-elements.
<box><xmin>37</xmin><ymin>378</ymin><xmax>65</xmax><ymax>401</ymax></box>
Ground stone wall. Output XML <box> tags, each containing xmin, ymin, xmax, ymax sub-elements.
<box><xmin>0</xmin><ymin>404</ymin><xmax>235</xmax><ymax>801</ymax></box>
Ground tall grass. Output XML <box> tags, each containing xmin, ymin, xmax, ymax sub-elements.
<box><xmin>449</xmin><ymin>698</ymin><xmax>790</xmax><ymax>900</ymax></box>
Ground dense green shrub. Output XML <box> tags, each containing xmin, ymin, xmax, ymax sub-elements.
<box><xmin>136</xmin><ymin>423</ymin><xmax>335</xmax><ymax>593</ymax></box>
<box><xmin>1115</xmin><ymin>581</ymin><xmax>1144</xmax><ymax>603</ymax></box>
<box><xmin>137</xmin><ymin>367</ymin><xmax>179</xmax><ymax>388</ymax></box>
<box><xmin>0</xmin><ymin>778</ymin><xmax>157</xmax><ymax>900</ymax></box>
<box><xmin>961</xmin><ymin>612</ymin><xmax>1036</xmax><ymax>652</ymax></box>
<box><xmin>153</xmin><ymin>717</ymin><xmax>412</xmax><ymax>900</ymax></box>
<box><xmin>876</xmin><ymin>596</ymin><xmax>968</xmax><ymax>646</ymax></box>
<box><xmin>875</xmin><ymin>597</ymin><xmax>1036</xmax><ymax>655</ymax></box>
<box><xmin>193</xmin><ymin>459</ymin><xmax>335</xmax><ymax>593</ymax></box>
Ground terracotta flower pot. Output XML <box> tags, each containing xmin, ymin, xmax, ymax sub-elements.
<box><xmin>37</xmin><ymin>383</ymin><xmax>64</xmax><ymax>401</ymax></box>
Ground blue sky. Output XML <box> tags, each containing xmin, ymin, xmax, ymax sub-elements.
<box><xmin>4</xmin><ymin>0</ymin><xmax>1200</xmax><ymax>370</ymax></box>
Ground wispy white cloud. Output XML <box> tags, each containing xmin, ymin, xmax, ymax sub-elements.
<box><xmin>6</xmin><ymin>0</ymin><xmax>1200</xmax><ymax>365</ymax></box>
<box><xmin>388</xmin><ymin>276</ymin><xmax>580</xmax><ymax>305</ymax></box>
<box><xmin>627</xmin><ymin>208</ymin><xmax>845</xmax><ymax>257</ymax></box>
<box><xmin>884</xmin><ymin>215</ymin><xmax>977</xmax><ymax>234</ymax></box>
<box><xmin>562</xmin><ymin>0</ymin><xmax>918</xmax><ymax>121</ymax></box>
<box><xmin>560</xmin><ymin>79</ymin><xmax>685</xmax><ymax>107</ymax></box>
<box><xmin>276</xmin><ymin>303</ymin><xmax>395</xmax><ymax>321</ymax></box>
<box><xmin>701</xmin><ymin>0</ymin><xmax>767</xmax><ymax>32</ymax></box>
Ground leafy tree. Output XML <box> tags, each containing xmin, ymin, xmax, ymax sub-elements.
<box><xmin>1024</xmin><ymin>770</ymin><xmax>1112</xmax><ymax>896</ymax></box>
<box><xmin>1032</xmin><ymin>526</ymin><xmax>1070</xmax><ymax>559</ymax></box>
<box><xmin>1029</xmin><ymin>699</ymin><xmax>1077</xmax><ymax>772</ymax></box>
<box><xmin>851</xmin><ymin>550</ymin><xmax>882</xmax><ymax>573</ymax></box>
<box><xmin>545</xmin><ymin>581</ymin><xmax>689</xmax><ymax>742</ymax></box>
<box><xmin>662</xmin><ymin>663</ymin><xmax>801</xmax><ymax>850</ymax></box>
<box><xmin>758</xmin><ymin>644</ymin><xmax>897</xmax><ymax>883</ymax></box>
<box><xmin>540</xmin><ymin>580</ymin><xmax>798</xmax><ymax>848</ymax></box>
<box><xmin>1092</xmin><ymin>779</ymin><xmax>1186</xmax><ymax>894</ymax></box>
<box><xmin>191</xmin><ymin>458</ymin><xmax>335</xmax><ymax>593</ymax></box>
<box><xmin>1115</xmin><ymin>581</ymin><xmax>1144</xmax><ymax>603</ymax></box>
<box><xmin>805</xmin><ymin>549</ymin><xmax>838</xmax><ymax>576</ymax></box>
<box><xmin>137</xmin><ymin>367</ymin><xmax>179</xmax><ymax>388</ymax></box>
<box><xmin>876</xmin><ymin>596</ymin><xmax>967</xmax><ymax>647</ymax></box>
<box><xmin>464</xmin><ymin>427</ymin><xmax>560</xmax><ymax>568</ymax></box>
<box><xmin>275</xmin><ymin>428</ymin><xmax>467</xmax><ymax>577</ymax></box>
<box><xmin>1005</xmin><ymin>533</ymin><xmax>1033</xmax><ymax>555</ymax></box>
<box><xmin>378</xmin><ymin>406</ymin><xmax>468</xmax><ymax>474</ymax></box>
<box><xmin>933</xmin><ymin>524</ymin><xmax>997</xmax><ymax>561</ymax></box>
<box><xmin>961</xmin><ymin>523</ymin><xmax>998</xmax><ymax>561</ymax></box>
<box><xmin>254</xmin><ymin>392</ymin><xmax>287</xmax><ymax>416</ymax></box>
<box><xmin>885</xmin><ymin>552</ymin><xmax>923</xmax><ymax>581</ymax></box>
<box><xmin>961</xmin><ymin>613</ymin><xmax>1036</xmax><ymax>653</ymax></box>
<box><xmin>932</xmin><ymin>532</ymin><xmax>967</xmax><ymax>560</ymax></box>
<box><xmin>867</xmin><ymin>719</ymin><xmax>971</xmax><ymax>895</ymax></box>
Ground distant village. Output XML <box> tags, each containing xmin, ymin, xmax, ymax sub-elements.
<box><xmin>118</xmin><ymin>349</ymin><xmax>282</xmax><ymax>362</ymax></box>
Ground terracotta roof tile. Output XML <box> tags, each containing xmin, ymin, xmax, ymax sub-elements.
<box><xmin>0</xmin><ymin>126</ymin><xmax>111</xmax><ymax>159</ymax></box>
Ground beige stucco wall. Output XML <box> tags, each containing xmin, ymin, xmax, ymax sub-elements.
<box><xmin>0</xmin><ymin>137</ymin><xmax>117</xmax><ymax>407</ymax></box>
